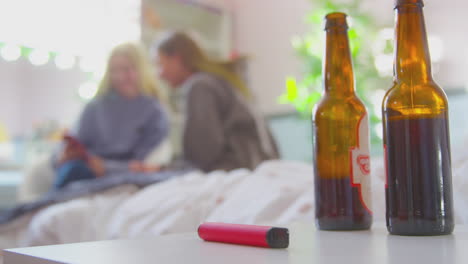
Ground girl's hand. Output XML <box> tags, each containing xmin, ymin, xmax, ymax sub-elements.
<box><xmin>129</xmin><ymin>161</ymin><xmax>161</xmax><ymax>173</ymax></box>
<box><xmin>58</xmin><ymin>143</ymin><xmax>82</xmax><ymax>165</ymax></box>
<box><xmin>88</xmin><ymin>155</ymin><xmax>106</xmax><ymax>177</ymax></box>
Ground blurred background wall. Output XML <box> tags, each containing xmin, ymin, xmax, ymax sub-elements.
<box><xmin>0</xmin><ymin>0</ymin><xmax>467</xmax><ymax>166</ymax></box>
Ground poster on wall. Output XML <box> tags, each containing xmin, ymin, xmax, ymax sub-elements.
<box><xmin>141</xmin><ymin>0</ymin><xmax>232</xmax><ymax>59</ymax></box>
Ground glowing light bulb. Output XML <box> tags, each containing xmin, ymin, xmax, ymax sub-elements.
<box><xmin>29</xmin><ymin>49</ymin><xmax>50</xmax><ymax>66</ymax></box>
<box><xmin>378</xmin><ymin>28</ymin><xmax>394</xmax><ymax>40</ymax></box>
<box><xmin>78</xmin><ymin>81</ymin><xmax>98</xmax><ymax>100</ymax></box>
<box><xmin>374</xmin><ymin>54</ymin><xmax>393</xmax><ymax>77</ymax></box>
<box><xmin>0</xmin><ymin>44</ymin><xmax>21</xmax><ymax>62</ymax></box>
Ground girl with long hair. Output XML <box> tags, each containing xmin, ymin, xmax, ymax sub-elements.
<box><xmin>154</xmin><ymin>32</ymin><xmax>279</xmax><ymax>172</ymax></box>
<box><xmin>54</xmin><ymin>43</ymin><xmax>169</xmax><ymax>188</ymax></box>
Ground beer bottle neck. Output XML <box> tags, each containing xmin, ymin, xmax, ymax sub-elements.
<box><xmin>394</xmin><ymin>4</ymin><xmax>432</xmax><ymax>83</ymax></box>
<box><xmin>323</xmin><ymin>28</ymin><xmax>355</xmax><ymax>97</ymax></box>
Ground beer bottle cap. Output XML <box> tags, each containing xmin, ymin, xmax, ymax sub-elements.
<box><xmin>324</xmin><ymin>12</ymin><xmax>348</xmax><ymax>31</ymax></box>
<box><xmin>395</xmin><ymin>0</ymin><xmax>424</xmax><ymax>8</ymax></box>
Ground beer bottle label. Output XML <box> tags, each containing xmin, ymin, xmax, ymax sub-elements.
<box><xmin>350</xmin><ymin>114</ymin><xmax>372</xmax><ymax>213</ymax></box>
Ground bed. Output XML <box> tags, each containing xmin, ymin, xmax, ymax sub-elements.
<box><xmin>1</xmin><ymin>154</ymin><xmax>468</xmax><ymax>250</ymax></box>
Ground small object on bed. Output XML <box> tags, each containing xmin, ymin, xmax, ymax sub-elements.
<box><xmin>198</xmin><ymin>222</ymin><xmax>289</xmax><ymax>249</ymax></box>
<box><xmin>63</xmin><ymin>134</ymin><xmax>90</xmax><ymax>161</ymax></box>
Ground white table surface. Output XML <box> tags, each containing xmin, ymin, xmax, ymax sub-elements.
<box><xmin>3</xmin><ymin>222</ymin><xmax>468</xmax><ymax>264</ymax></box>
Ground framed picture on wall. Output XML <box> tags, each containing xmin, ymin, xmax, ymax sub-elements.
<box><xmin>141</xmin><ymin>0</ymin><xmax>232</xmax><ymax>59</ymax></box>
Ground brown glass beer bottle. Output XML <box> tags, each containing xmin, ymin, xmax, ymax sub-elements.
<box><xmin>383</xmin><ymin>0</ymin><xmax>454</xmax><ymax>235</ymax></box>
<box><xmin>313</xmin><ymin>12</ymin><xmax>372</xmax><ymax>230</ymax></box>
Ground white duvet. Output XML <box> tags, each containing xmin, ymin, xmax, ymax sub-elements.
<box><xmin>2</xmin><ymin>156</ymin><xmax>468</xmax><ymax>249</ymax></box>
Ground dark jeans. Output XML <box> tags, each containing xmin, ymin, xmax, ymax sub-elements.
<box><xmin>54</xmin><ymin>160</ymin><xmax>96</xmax><ymax>189</ymax></box>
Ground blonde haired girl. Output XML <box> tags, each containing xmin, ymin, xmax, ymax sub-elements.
<box><xmin>55</xmin><ymin>42</ymin><xmax>168</xmax><ymax>189</ymax></box>
<box><xmin>97</xmin><ymin>42</ymin><xmax>161</xmax><ymax>99</ymax></box>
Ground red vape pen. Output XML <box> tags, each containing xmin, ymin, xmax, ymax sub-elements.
<box><xmin>198</xmin><ymin>222</ymin><xmax>289</xmax><ymax>249</ymax></box>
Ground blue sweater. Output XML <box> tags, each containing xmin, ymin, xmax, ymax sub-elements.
<box><xmin>73</xmin><ymin>91</ymin><xmax>168</xmax><ymax>173</ymax></box>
